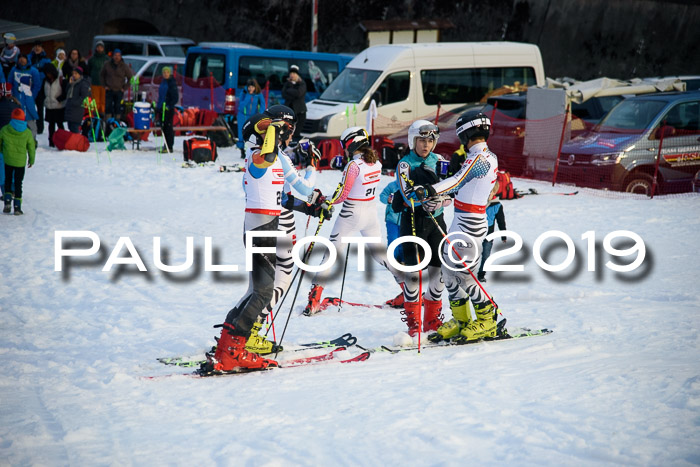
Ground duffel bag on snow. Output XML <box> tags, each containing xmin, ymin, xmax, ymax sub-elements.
<box><xmin>53</xmin><ymin>129</ymin><xmax>90</xmax><ymax>152</ymax></box>
<box><xmin>183</xmin><ymin>137</ymin><xmax>217</xmax><ymax>163</ymax></box>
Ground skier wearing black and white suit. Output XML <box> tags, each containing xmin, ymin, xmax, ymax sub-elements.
<box><xmin>303</xmin><ymin>126</ymin><xmax>403</xmax><ymax>316</ymax></box>
<box><xmin>418</xmin><ymin>110</ymin><xmax>501</xmax><ymax>343</ymax></box>
<box><xmin>203</xmin><ymin>108</ymin><xmax>331</xmax><ymax>373</ymax></box>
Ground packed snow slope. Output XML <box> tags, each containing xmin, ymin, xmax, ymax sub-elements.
<box><xmin>1</xmin><ymin>136</ymin><xmax>699</xmax><ymax>466</ymax></box>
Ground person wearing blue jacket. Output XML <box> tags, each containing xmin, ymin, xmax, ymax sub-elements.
<box><xmin>236</xmin><ymin>79</ymin><xmax>265</xmax><ymax>157</ymax></box>
<box><xmin>28</xmin><ymin>43</ymin><xmax>51</xmax><ymax>135</ymax></box>
<box><xmin>9</xmin><ymin>55</ymin><xmax>41</xmax><ymax>139</ymax></box>
<box><xmin>477</xmin><ymin>185</ymin><xmax>507</xmax><ymax>282</ymax></box>
<box><xmin>156</xmin><ymin>66</ymin><xmax>179</xmax><ymax>153</ymax></box>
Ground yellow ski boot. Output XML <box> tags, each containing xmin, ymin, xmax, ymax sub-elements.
<box><xmin>428</xmin><ymin>299</ymin><xmax>471</xmax><ymax>342</ymax></box>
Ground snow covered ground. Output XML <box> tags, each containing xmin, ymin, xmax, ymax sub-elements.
<box><xmin>1</xmin><ymin>134</ymin><xmax>699</xmax><ymax>466</ymax></box>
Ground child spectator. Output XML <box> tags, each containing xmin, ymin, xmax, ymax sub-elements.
<box><xmin>1</xmin><ymin>108</ymin><xmax>36</xmax><ymax>215</ymax></box>
<box><xmin>477</xmin><ymin>182</ymin><xmax>507</xmax><ymax>282</ymax></box>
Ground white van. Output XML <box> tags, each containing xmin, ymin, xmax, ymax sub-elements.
<box><xmin>301</xmin><ymin>42</ymin><xmax>545</xmax><ymax>140</ymax></box>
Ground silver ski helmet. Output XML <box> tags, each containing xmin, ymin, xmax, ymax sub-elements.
<box><xmin>456</xmin><ymin>110</ymin><xmax>491</xmax><ymax>145</ymax></box>
<box><xmin>264</xmin><ymin>105</ymin><xmax>296</xmax><ymax>140</ymax></box>
<box><xmin>340</xmin><ymin>126</ymin><xmax>370</xmax><ymax>154</ymax></box>
<box><xmin>408</xmin><ymin>120</ymin><xmax>439</xmax><ymax>150</ymax></box>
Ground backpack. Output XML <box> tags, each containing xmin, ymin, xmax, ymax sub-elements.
<box><xmin>81</xmin><ymin>117</ymin><xmax>103</xmax><ymax>142</ymax></box>
<box><xmin>494</xmin><ymin>170</ymin><xmax>521</xmax><ymax>200</ymax></box>
<box><xmin>183</xmin><ymin>137</ymin><xmax>217</xmax><ymax>163</ymax></box>
<box><xmin>317</xmin><ymin>139</ymin><xmax>344</xmax><ymax>169</ymax></box>
<box><xmin>208</xmin><ymin>115</ymin><xmax>234</xmax><ymax>147</ymax></box>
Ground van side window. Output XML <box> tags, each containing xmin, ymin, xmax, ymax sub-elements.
<box><xmin>103</xmin><ymin>41</ymin><xmax>144</xmax><ymax>56</ymax></box>
<box><xmin>147</xmin><ymin>44</ymin><xmax>160</xmax><ymax>56</ymax></box>
<box><xmin>374</xmin><ymin>71</ymin><xmax>410</xmax><ymax>106</ymax></box>
<box><xmin>237</xmin><ymin>57</ymin><xmax>340</xmax><ymax>94</ymax></box>
<box><xmin>185</xmin><ymin>53</ymin><xmax>225</xmax><ymax>84</ymax></box>
<box><xmin>421</xmin><ymin>67</ymin><xmax>536</xmax><ymax>105</ymax></box>
<box><xmin>658</xmin><ymin>101</ymin><xmax>700</xmax><ymax>137</ymax></box>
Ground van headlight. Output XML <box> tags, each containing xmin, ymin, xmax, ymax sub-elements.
<box><xmin>319</xmin><ymin>114</ymin><xmax>333</xmax><ymax>133</ymax></box>
<box><xmin>591</xmin><ymin>152</ymin><xmax>624</xmax><ymax>166</ymax></box>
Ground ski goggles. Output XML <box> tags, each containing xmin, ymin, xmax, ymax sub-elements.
<box><xmin>416</xmin><ymin>124</ymin><xmax>439</xmax><ymax>140</ymax></box>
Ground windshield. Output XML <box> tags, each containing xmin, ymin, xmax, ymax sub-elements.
<box><xmin>123</xmin><ymin>57</ymin><xmax>148</xmax><ymax>75</ymax></box>
<box><xmin>597</xmin><ymin>99</ymin><xmax>667</xmax><ymax>132</ymax></box>
<box><xmin>160</xmin><ymin>43</ymin><xmax>189</xmax><ymax>57</ymax></box>
<box><xmin>319</xmin><ymin>68</ymin><xmax>381</xmax><ymax>103</ymax></box>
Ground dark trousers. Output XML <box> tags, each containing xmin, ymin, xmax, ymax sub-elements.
<box><xmin>4</xmin><ymin>165</ymin><xmax>25</xmax><ymax>201</ymax></box>
<box><xmin>67</xmin><ymin>121</ymin><xmax>81</xmax><ymax>134</ymax></box>
<box><xmin>36</xmin><ymin>87</ymin><xmax>45</xmax><ymax>134</ymax></box>
<box><xmin>45</xmin><ymin>108</ymin><xmax>65</xmax><ymax>147</ymax></box>
<box><xmin>293</xmin><ymin>112</ymin><xmax>306</xmax><ymax>141</ymax></box>
<box><xmin>225</xmin><ymin>218</ymin><xmax>279</xmax><ymax>335</ymax></box>
<box><xmin>399</xmin><ymin>212</ymin><xmax>446</xmax><ymax>268</ymax></box>
<box><xmin>162</xmin><ymin>106</ymin><xmax>174</xmax><ymax>150</ymax></box>
<box><xmin>104</xmin><ymin>90</ymin><xmax>124</xmax><ymax>117</ymax></box>
<box><xmin>478</xmin><ymin>240</ymin><xmax>494</xmax><ymax>278</ymax></box>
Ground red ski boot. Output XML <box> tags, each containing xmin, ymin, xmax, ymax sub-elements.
<box><xmin>400</xmin><ymin>301</ymin><xmax>421</xmax><ymax>336</ymax></box>
<box><xmin>207</xmin><ymin>323</ymin><xmax>278</xmax><ymax>373</ymax></box>
<box><xmin>303</xmin><ymin>284</ymin><xmax>324</xmax><ymax>316</ymax></box>
<box><xmin>385</xmin><ymin>283</ymin><xmax>405</xmax><ymax>308</ymax></box>
<box><xmin>423</xmin><ymin>298</ymin><xmax>444</xmax><ymax>333</ymax></box>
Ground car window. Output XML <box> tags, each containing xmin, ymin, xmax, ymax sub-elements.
<box><xmin>374</xmin><ymin>71</ymin><xmax>410</xmax><ymax>106</ymax></box>
<box><xmin>484</xmin><ymin>96</ymin><xmax>526</xmax><ymax>119</ymax></box>
<box><xmin>185</xmin><ymin>53</ymin><xmax>226</xmax><ymax>84</ymax></box>
<box><xmin>421</xmin><ymin>67</ymin><xmax>536</xmax><ymax>105</ymax></box>
<box><xmin>319</xmin><ymin>68</ymin><xmax>381</xmax><ymax>104</ymax></box>
<box><xmin>102</xmin><ymin>41</ymin><xmax>144</xmax><ymax>56</ymax></box>
<box><xmin>142</xmin><ymin>62</ymin><xmax>158</xmax><ymax>80</ymax></box>
<box><xmin>598</xmin><ymin>99</ymin><xmax>667</xmax><ymax>132</ymax></box>
<box><xmin>123</xmin><ymin>57</ymin><xmax>148</xmax><ymax>75</ymax></box>
<box><xmin>147</xmin><ymin>44</ymin><xmax>160</xmax><ymax>56</ymax></box>
<box><xmin>161</xmin><ymin>44</ymin><xmax>189</xmax><ymax>57</ymax></box>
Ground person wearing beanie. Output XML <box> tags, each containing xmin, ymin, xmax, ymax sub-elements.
<box><xmin>282</xmin><ymin>64</ymin><xmax>307</xmax><ymax>141</ymax></box>
<box><xmin>52</xmin><ymin>48</ymin><xmax>69</xmax><ymax>79</ymax></box>
<box><xmin>1</xmin><ymin>107</ymin><xmax>36</xmax><ymax>215</ymax></box>
<box><xmin>8</xmin><ymin>54</ymin><xmax>41</xmax><ymax>139</ymax></box>
<box><xmin>1</xmin><ymin>33</ymin><xmax>20</xmax><ymax>80</ymax></box>
<box><xmin>99</xmin><ymin>48</ymin><xmax>132</xmax><ymax>121</ymax></box>
<box><xmin>65</xmin><ymin>65</ymin><xmax>91</xmax><ymax>133</ymax></box>
<box><xmin>155</xmin><ymin>65</ymin><xmax>179</xmax><ymax>153</ymax></box>
<box><xmin>88</xmin><ymin>40</ymin><xmax>110</xmax><ymax>116</ymax></box>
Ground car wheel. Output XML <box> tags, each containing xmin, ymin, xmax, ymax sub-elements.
<box><xmin>624</xmin><ymin>173</ymin><xmax>656</xmax><ymax>195</ymax></box>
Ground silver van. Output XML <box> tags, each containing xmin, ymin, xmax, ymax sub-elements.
<box><xmin>92</xmin><ymin>35</ymin><xmax>194</xmax><ymax>58</ymax></box>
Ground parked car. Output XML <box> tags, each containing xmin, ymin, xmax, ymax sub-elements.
<box><xmin>92</xmin><ymin>35</ymin><xmax>194</xmax><ymax>58</ymax></box>
<box><xmin>557</xmin><ymin>90</ymin><xmax>700</xmax><ymax>194</ymax></box>
<box><xmin>122</xmin><ymin>55</ymin><xmax>185</xmax><ymax>104</ymax></box>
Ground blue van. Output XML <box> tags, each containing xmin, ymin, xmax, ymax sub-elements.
<box><xmin>183</xmin><ymin>44</ymin><xmax>353</xmax><ymax>113</ymax></box>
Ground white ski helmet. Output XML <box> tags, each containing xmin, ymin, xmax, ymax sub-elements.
<box><xmin>407</xmin><ymin>120</ymin><xmax>439</xmax><ymax>150</ymax></box>
<box><xmin>3</xmin><ymin>33</ymin><xmax>17</xmax><ymax>44</ymax></box>
<box><xmin>340</xmin><ymin>126</ymin><xmax>370</xmax><ymax>154</ymax></box>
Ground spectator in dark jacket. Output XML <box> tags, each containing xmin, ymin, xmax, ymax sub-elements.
<box><xmin>156</xmin><ymin>66</ymin><xmax>179</xmax><ymax>153</ymax></box>
<box><xmin>88</xmin><ymin>41</ymin><xmax>109</xmax><ymax>86</ymax></box>
<box><xmin>282</xmin><ymin>64</ymin><xmax>307</xmax><ymax>141</ymax></box>
<box><xmin>100</xmin><ymin>49</ymin><xmax>133</xmax><ymax>121</ymax></box>
<box><xmin>64</xmin><ymin>66</ymin><xmax>91</xmax><ymax>133</ymax></box>
<box><xmin>28</xmin><ymin>43</ymin><xmax>51</xmax><ymax>134</ymax></box>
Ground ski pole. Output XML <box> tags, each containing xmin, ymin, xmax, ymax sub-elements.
<box><xmin>85</xmin><ymin>97</ymin><xmax>100</xmax><ymax>164</ymax></box>
<box><xmin>337</xmin><ymin>243</ymin><xmax>351</xmax><ymax>313</ymax></box>
<box><xmin>399</xmin><ymin>171</ymin><xmax>499</xmax><ymax>312</ymax></box>
<box><xmin>92</xmin><ymin>98</ymin><xmax>111</xmax><ymax>162</ymax></box>
<box><xmin>274</xmin><ymin>213</ymin><xmax>327</xmax><ymax>358</ymax></box>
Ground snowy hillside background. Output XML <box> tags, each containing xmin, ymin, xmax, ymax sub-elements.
<box><xmin>1</xmin><ymin>134</ymin><xmax>699</xmax><ymax>466</ymax></box>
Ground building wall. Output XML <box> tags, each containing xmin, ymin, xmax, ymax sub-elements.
<box><xmin>13</xmin><ymin>0</ymin><xmax>700</xmax><ymax>80</ymax></box>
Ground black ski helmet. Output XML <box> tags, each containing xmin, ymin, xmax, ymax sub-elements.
<box><xmin>241</xmin><ymin>113</ymin><xmax>269</xmax><ymax>146</ymax></box>
<box><xmin>264</xmin><ymin>105</ymin><xmax>296</xmax><ymax>140</ymax></box>
<box><xmin>340</xmin><ymin>126</ymin><xmax>370</xmax><ymax>154</ymax></box>
<box><xmin>455</xmin><ymin>110</ymin><xmax>491</xmax><ymax>145</ymax></box>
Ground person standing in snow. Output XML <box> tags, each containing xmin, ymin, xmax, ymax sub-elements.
<box><xmin>303</xmin><ymin>126</ymin><xmax>403</xmax><ymax>316</ymax></box>
<box><xmin>64</xmin><ymin>67</ymin><xmax>91</xmax><ymax>134</ymax></box>
<box><xmin>1</xmin><ymin>33</ymin><xmax>20</xmax><ymax>80</ymax></box>
<box><xmin>155</xmin><ymin>66</ymin><xmax>178</xmax><ymax>153</ymax></box>
<box><xmin>282</xmin><ymin>64</ymin><xmax>306</xmax><ymax>142</ymax></box>
<box><xmin>392</xmin><ymin>120</ymin><xmax>452</xmax><ymax>336</ymax></box>
<box><xmin>9</xmin><ymin>55</ymin><xmax>41</xmax><ymax>139</ymax></box>
<box><xmin>236</xmin><ymin>78</ymin><xmax>265</xmax><ymax>158</ymax></box>
<box><xmin>419</xmin><ymin>110</ymin><xmax>501</xmax><ymax>343</ymax></box>
<box><xmin>203</xmin><ymin>107</ymin><xmax>331</xmax><ymax>373</ymax></box>
<box><xmin>380</xmin><ymin>178</ymin><xmax>405</xmax><ymax>308</ymax></box>
<box><xmin>100</xmin><ymin>49</ymin><xmax>132</xmax><ymax>122</ymax></box>
<box><xmin>43</xmin><ymin>63</ymin><xmax>66</xmax><ymax>147</ymax></box>
<box><xmin>1</xmin><ymin>108</ymin><xmax>35</xmax><ymax>215</ymax></box>
<box><xmin>28</xmin><ymin>43</ymin><xmax>51</xmax><ymax>135</ymax></box>
<box><xmin>52</xmin><ymin>49</ymin><xmax>69</xmax><ymax>80</ymax></box>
